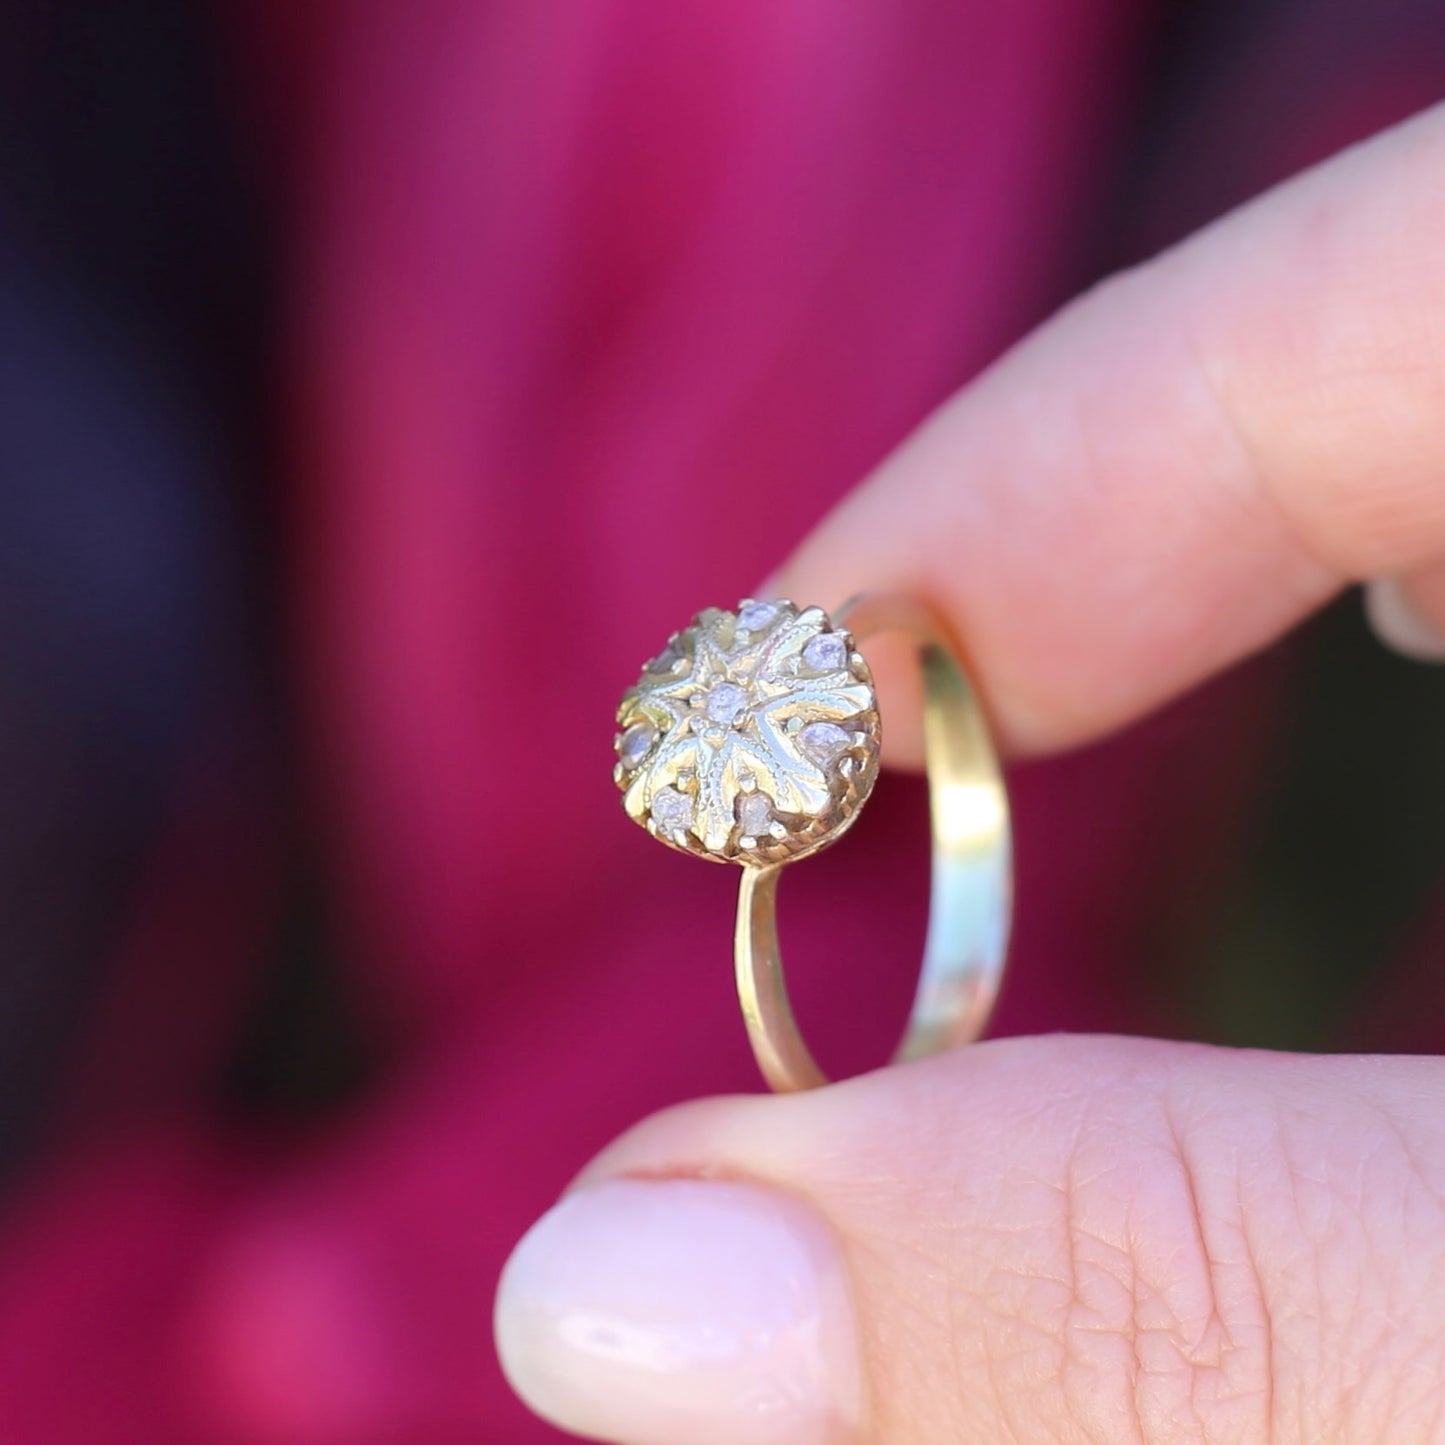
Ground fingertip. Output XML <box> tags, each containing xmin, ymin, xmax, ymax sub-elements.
<box><xmin>495</xmin><ymin>1178</ymin><xmax>864</xmax><ymax>1445</ymax></box>
<box><xmin>1365</xmin><ymin>575</ymin><xmax>1445</xmax><ymax>661</ymax></box>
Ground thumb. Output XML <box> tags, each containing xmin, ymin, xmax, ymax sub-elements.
<box><xmin>495</xmin><ymin>1035</ymin><xmax>1445</xmax><ymax>1445</ymax></box>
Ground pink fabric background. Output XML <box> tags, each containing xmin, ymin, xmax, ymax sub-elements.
<box><xmin>1</xmin><ymin>4</ymin><xmax>1436</xmax><ymax>1442</ymax></box>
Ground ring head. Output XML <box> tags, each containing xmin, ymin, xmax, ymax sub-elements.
<box><xmin>615</xmin><ymin>600</ymin><xmax>881</xmax><ymax>867</ymax></box>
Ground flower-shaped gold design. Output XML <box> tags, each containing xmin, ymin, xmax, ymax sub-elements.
<box><xmin>614</xmin><ymin>600</ymin><xmax>881</xmax><ymax>866</ymax></box>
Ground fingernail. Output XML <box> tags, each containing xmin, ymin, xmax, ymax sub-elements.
<box><xmin>1364</xmin><ymin>578</ymin><xmax>1445</xmax><ymax>661</ymax></box>
<box><xmin>494</xmin><ymin>1178</ymin><xmax>862</xmax><ymax>1445</ymax></box>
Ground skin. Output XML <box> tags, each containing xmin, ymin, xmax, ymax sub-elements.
<box><xmin>535</xmin><ymin>102</ymin><xmax>1445</xmax><ymax>1443</ymax></box>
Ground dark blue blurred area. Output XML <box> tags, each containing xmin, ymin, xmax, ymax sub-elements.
<box><xmin>0</xmin><ymin>0</ymin><xmax>271</xmax><ymax>1174</ymax></box>
<box><xmin>0</xmin><ymin>258</ymin><xmax>217</xmax><ymax>769</ymax></box>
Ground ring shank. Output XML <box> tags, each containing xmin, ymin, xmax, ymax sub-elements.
<box><xmin>734</xmin><ymin>593</ymin><xmax>1012</xmax><ymax>1092</ymax></box>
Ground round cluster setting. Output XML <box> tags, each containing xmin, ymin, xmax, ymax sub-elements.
<box><xmin>614</xmin><ymin>599</ymin><xmax>882</xmax><ymax>866</ymax></box>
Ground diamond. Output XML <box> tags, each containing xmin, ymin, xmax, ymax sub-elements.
<box><xmin>705</xmin><ymin>681</ymin><xmax>749</xmax><ymax>726</ymax></box>
<box><xmin>646</xmin><ymin>640</ymin><xmax>683</xmax><ymax>674</ymax></box>
<box><xmin>797</xmin><ymin>720</ymin><xmax>851</xmax><ymax>765</ymax></box>
<box><xmin>737</xmin><ymin>601</ymin><xmax>780</xmax><ymax>632</ymax></box>
<box><xmin>802</xmin><ymin>633</ymin><xmax>848</xmax><ymax>672</ymax></box>
<box><xmin>618</xmin><ymin>722</ymin><xmax>657</xmax><ymax>769</ymax></box>
<box><xmin>650</xmin><ymin>786</ymin><xmax>693</xmax><ymax>833</ymax></box>
<box><xmin>736</xmin><ymin>791</ymin><xmax>773</xmax><ymax>837</ymax></box>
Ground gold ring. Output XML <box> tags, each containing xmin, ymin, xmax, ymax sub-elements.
<box><xmin>614</xmin><ymin>593</ymin><xmax>1012</xmax><ymax>1091</ymax></box>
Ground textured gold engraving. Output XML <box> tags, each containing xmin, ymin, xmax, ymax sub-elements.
<box><xmin>615</xmin><ymin>600</ymin><xmax>881</xmax><ymax>866</ymax></box>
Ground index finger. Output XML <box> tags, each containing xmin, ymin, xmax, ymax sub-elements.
<box><xmin>774</xmin><ymin>103</ymin><xmax>1445</xmax><ymax>759</ymax></box>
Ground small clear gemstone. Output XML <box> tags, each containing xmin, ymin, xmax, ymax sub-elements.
<box><xmin>736</xmin><ymin>791</ymin><xmax>773</xmax><ymax>837</ymax></box>
<box><xmin>618</xmin><ymin>722</ymin><xmax>656</xmax><ymax>769</ymax></box>
<box><xmin>802</xmin><ymin>633</ymin><xmax>848</xmax><ymax>672</ymax></box>
<box><xmin>705</xmin><ymin>681</ymin><xmax>749</xmax><ymax>726</ymax></box>
<box><xmin>737</xmin><ymin>601</ymin><xmax>780</xmax><ymax>631</ymax></box>
<box><xmin>797</xmin><ymin>720</ymin><xmax>851</xmax><ymax>765</ymax></box>
<box><xmin>650</xmin><ymin>786</ymin><xmax>693</xmax><ymax>833</ymax></box>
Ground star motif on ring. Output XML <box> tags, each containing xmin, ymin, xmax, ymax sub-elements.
<box><xmin>615</xmin><ymin>600</ymin><xmax>881</xmax><ymax>864</ymax></box>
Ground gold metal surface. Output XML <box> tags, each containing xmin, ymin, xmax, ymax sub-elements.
<box><xmin>616</xmin><ymin>593</ymin><xmax>1012</xmax><ymax>1093</ymax></box>
<box><xmin>615</xmin><ymin>601</ymin><xmax>880</xmax><ymax>866</ymax></box>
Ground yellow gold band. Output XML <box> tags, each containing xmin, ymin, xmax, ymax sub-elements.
<box><xmin>734</xmin><ymin>593</ymin><xmax>1012</xmax><ymax>1092</ymax></box>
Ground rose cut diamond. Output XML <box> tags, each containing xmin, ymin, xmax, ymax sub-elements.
<box><xmin>737</xmin><ymin>600</ymin><xmax>780</xmax><ymax>632</ymax></box>
<box><xmin>736</xmin><ymin>791</ymin><xmax>774</xmax><ymax>837</ymax></box>
<box><xmin>618</xmin><ymin>722</ymin><xmax>657</xmax><ymax>769</ymax></box>
<box><xmin>797</xmin><ymin>720</ymin><xmax>851</xmax><ymax>765</ymax></box>
<box><xmin>646</xmin><ymin>640</ymin><xmax>683</xmax><ymax>674</ymax></box>
<box><xmin>802</xmin><ymin>633</ymin><xmax>848</xmax><ymax>672</ymax></box>
<box><xmin>649</xmin><ymin>786</ymin><xmax>693</xmax><ymax>834</ymax></box>
<box><xmin>705</xmin><ymin>681</ymin><xmax>749</xmax><ymax>726</ymax></box>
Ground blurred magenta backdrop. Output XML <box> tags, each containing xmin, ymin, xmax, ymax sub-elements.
<box><xmin>2</xmin><ymin>3</ymin><xmax>1442</xmax><ymax>1442</ymax></box>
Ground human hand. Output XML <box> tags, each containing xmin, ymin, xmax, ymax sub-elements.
<box><xmin>495</xmin><ymin>103</ymin><xmax>1445</xmax><ymax>1445</ymax></box>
